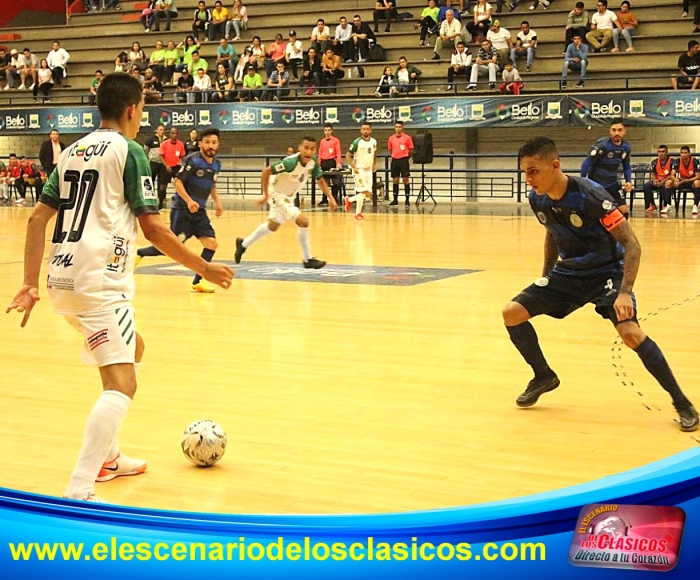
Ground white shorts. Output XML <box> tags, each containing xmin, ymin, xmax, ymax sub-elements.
<box><xmin>353</xmin><ymin>170</ymin><xmax>373</xmax><ymax>194</ymax></box>
<box><xmin>267</xmin><ymin>196</ymin><xmax>301</xmax><ymax>224</ymax></box>
<box><xmin>64</xmin><ymin>305</ymin><xmax>137</xmax><ymax>367</ymax></box>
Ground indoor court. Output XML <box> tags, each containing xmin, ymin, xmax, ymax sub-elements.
<box><xmin>0</xmin><ymin>201</ymin><xmax>698</xmax><ymax>514</ymax></box>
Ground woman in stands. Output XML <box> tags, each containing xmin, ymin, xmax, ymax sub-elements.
<box><xmin>33</xmin><ymin>59</ymin><xmax>53</xmax><ymax>103</ymax></box>
<box><xmin>176</xmin><ymin>35</ymin><xmax>201</xmax><ymax>73</ymax></box>
<box><xmin>212</xmin><ymin>62</ymin><xmax>236</xmax><ymax>101</ymax></box>
<box><xmin>612</xmin><ymin>1</ymin><xmax>638</xmax><ymax>53</ymax></box>
<box><xmin>129</xmin><ymin>42</ymin><xmax>148</xmax><ymax>72</ymax></box>
<box><xmin>375</xmin><ymin>65</ymin><xmax>397</xmax><ymax>97</ymax></box>
<box><xmin>142</xmin><ymin>68</ymin><xmax>164</xmax><ymax>102</ymax></box>
<box><xmin>234</xmin><ymin>46</ymin><xmax>253</xmax><ymax>83</ymax></box>
<box><xmin>250</xmin><ymin>36</ymin><xmax>266</xmax><ymax>71</ymax></box>
<box><xmin>227</xmin><ymin>0</ymin><xmax>249</xmax><ymax>41</ymax></box>
<box><xmin>467</xmin><ymin>0</ymin><xmax>493</xmax><ymax>42</ymax></box>
<box><xmin>114</xmin><ymin>51</ymin><xmax>129</xmax><ymax>73</ymax></box>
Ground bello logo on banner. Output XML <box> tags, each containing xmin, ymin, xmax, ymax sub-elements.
<box><xmin>569</xmin><ymin>504</ymin><xmax>685</xmax><ymax>572</ymax></box>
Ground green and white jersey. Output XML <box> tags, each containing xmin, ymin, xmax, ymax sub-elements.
<box><xmin>269</xmin><ymin>153</ymin><xmax>323</xmax><ymax>198</ymax></box>
<box><xmin>40</xmin><ymin>129</ymin><xmax>159</xmax><ymax>314</ymax></box>
<box><xmin>348</xmin><ymin>137</ymin><xmax>377</xmax><ymax>171</ymax></box>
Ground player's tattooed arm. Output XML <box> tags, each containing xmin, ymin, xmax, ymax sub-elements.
<box><xmin>542</xmin><ymin>230</ymin><xmax>558</xmax><ymax>276</ymax></box>
<box><xmin>609</xmin><ymin>219</ymin><xmax>641</xmax><ymax>294</ymax></box>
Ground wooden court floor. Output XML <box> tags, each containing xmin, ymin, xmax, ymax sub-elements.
<box><xmin>0</xmin><ymin>202</ymin><xmax>699</xmax><ymax>515</ymax></box>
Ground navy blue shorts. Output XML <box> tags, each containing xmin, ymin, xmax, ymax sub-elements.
<box><xmin>170</xmin><ymin>207</ymin><xmax>216</xmax><ymax>241</ymax></box>
<box><xmin>512</xmin><ymin>268</ymin><xmax>637</xmax><ymax>326</ymax></box>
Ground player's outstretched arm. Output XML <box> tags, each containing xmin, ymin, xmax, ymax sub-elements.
<box><xmin>6</xmin><ymin>202</ymin><xmax>57</xmax><ymax>327</ymax></box>
<box><xmin>138</xmin><ymin>213</ymin><xmax>233</xmax><ymax>289</ymax></box>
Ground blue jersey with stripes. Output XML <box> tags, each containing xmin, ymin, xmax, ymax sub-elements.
<box><xmin>580</xmin><ymin>137</ymin><xmax>632</xmax><ymax>189</ymax></box>
<box><xmin>172</xmin><ymin>152</ymin><xmax>220</xmax><ymax>209</ymax></box>
<box><xmin>529</xmin><ymin>176</ymin><xmax>625</xmax><ymax>276</ymax></box>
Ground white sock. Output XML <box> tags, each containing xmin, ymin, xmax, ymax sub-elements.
<box><xmin>105</xmin><ymin>363</ymin><xmax>138</xmax><ymax>462</ymax></box>
<box><xmin>297</xmin><ymin>227</ymin><xmax>312</xmax><ymax>261</ymax></box>
<box><xmin>355</xmin><ymin>195</ymin><xmax>365</xmax><ymax>216</ymax></box>
<box><xmin>0</xmin><ymin>183</ymin><xmax>6</xmax><ymax>198</ymax></box>
<box><xmin>243</xmin><ymin>222</ymin><xmax>273</xmax><ymax>248</ymax></box>
<box><xmin>65</xmin><ymin>390</ymin><xmax>132</xmax><ymax>499</ymax></box>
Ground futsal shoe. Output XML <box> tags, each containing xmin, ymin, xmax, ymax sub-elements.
<box><xmin>64</xmin><ymin>492</ymin><xmax>106</xmax><ymax>503</ymax></box>
<box><xmin>234</xmin><ymin>237</ymin><xmax>246</xmax><ymax>264</ymax></box>
<box><xmin>354</xmin><ymin>213</ymin><xmax>365</xmax><ymax>221</ymax></box>
<box><xmin>191</xmin><ymin>281</ymin><xmax>215</xmax><ymax>293</ymax></box>
<box><xmin>516</xmin><ymin>374</ymin><xmax>560</xmax><ymax>407</ymax></box>
<box><xmin>344</xmin><ymin>197</ymin><xmax>352</xmax><ymax>212</ymax></box>
<box><xmin>673</xmin><ymin>401</ymin><xmax>699</xmax><ymax>432</ymax></box>
<box><xmin>96</xmin><ymin>453</ymin><xmax>147</xmax><ymax>482</ymax></box>
<box><xmin>303</xmin><ymin>257</ymin><xmax>326</xmax><ymax>269</ymax></box>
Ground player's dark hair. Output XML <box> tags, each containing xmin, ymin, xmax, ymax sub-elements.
<box><xmin>518</xmin><ymin>137</ymin><xmax>559</xmax><ymax>163</ymax></box>
<box><xmin>200</xmin><ymin>128</ymin><xmax>220</xmax><ymax>140</ymax></box>
<box><xmin>681</xmin><ymin>145</ymin><xmax>690</xmax><ymax>153</ymax></box>
<box><xmin>324</xmin><ymin>123</ymin><xmax>333</xmax><ymax>129</ymax></box>
<box><xmin>301</xmin><ymin>135</ymin><xmax>316</xmax><ymax>143</ymax></box>
<box><xmin>96</xmin><ymin>73</ymin><xmax>143</xmax><ymax>122</ymax></box>
<box><xmin>610</xmin><ymin>117</ymin><xmax>625</xmax><ymax>127</ymax></box>
<box><xmin>394</xmin><ymin>121</ymin><xmax>404</xmax><ymax>126</ymax></box>
<box><xmin>361</xmin><ymin>122</ymin><xmax>372</xmax><ymax>128</ymax></box>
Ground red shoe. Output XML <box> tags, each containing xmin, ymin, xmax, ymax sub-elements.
<box><xmin>344</xmin><ymin>197</ymin><xmax>352</xmax><ymax>212</ymax></box>
<box><xmin>354</xmin><ymin>213</ymin><xmax>365</xmax><ymax>221</ymax></box>
<box><xmin>644</xmin><ymin>204</ymin><xmax>657</xmax><ymax>212</ymax></box>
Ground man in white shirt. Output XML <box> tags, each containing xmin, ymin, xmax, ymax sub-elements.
<box><xmin>486</xmin><ymin>20</ymin><xmax>512</xmax><ymax>70</ymax></box>
<box><xmin>46</xmin><ymin>40</ymin><xmax>70</xmax><ymax>86</ymax></box>
<box><xmin>192</xmin><ymin>67</ymin><xmax>212</xmax><ymax>102</ymax></box>
<box><xmin>334</xmin><ymin>16</ymin><xmax>354</xmax><ymax>63</ymax></box>
<box><xmin>432</xmin><ymin>9</ymin><xmax>463</xmax><ymax>60</ymax></box>
<box><xmin>510</xmin><ymin>20</ymin><xmax>537</xmax><ymax>72</ymax></box>
<box><xmin>285</xmin><ymin>31</ymin><xmax>303</xmax><ymax>80</ymax></box>
<box><xmin>18</xmin><ymin>47</ymin><xmax>39</xmax><ymax>90</ymax></box>
<box><xmin>446</xmin><ymin>40</ymin><xmax>472</xmax><ymax>91</ymax></box>
<box><xmin>586</xmin><ymin>0</ymin><xmax>619</xmax><ymax>52</ymax></box>
<box><xmin>310</xmin><ymin>18</ymin><xmax>332</xmax><ymax>55</ymax></box>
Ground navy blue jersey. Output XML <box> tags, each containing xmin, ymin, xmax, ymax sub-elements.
<box><xmin>172</xmin><ymin>152</ymin><xmax>221</xmax><ymax>209</ymax></box>
<box><xmin>529</xmin><ymin>177</ymin><xmax>625</xmax><ymax>276</ymax></box>
<box><xmin>580</xmin><ymin>137</ymin><xmax>632</xmax><ymax>189</ymax></box>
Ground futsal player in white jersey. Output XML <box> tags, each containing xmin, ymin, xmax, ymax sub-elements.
<box><xmin>345</xmin><ymin>123</ymin><xmax>377</xmax><ymax>221</ymax></box>
<box><xmin>234</xmin><ymin>135</ymin><xmax>337</xmax><ymax>269</ymax></box>
<box><xmin>7</xmin><ymin>73</ymin><xmax>233</xmax><ymax>503</ymax></box>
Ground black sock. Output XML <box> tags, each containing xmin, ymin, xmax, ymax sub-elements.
<box><xmin>634</xmin><ymin>337</ymin><xmax>687</xmax><ymax>404</ymax></box>
<box><xmin>138</xmin><ymin>246</ymin><xmax>163</xmax><ymax>257</ymax></box>
<box><xmin>193</xmin><ymin>248</ymin><xmax>215</xmax><ymax>285</ymax></box>
<box><xmin>393</xmin><ymin>183</ymin><xmax>399</xmax><ymax>198</ymax></box>
<box><xmin>694</xmin><ymin>189</ymin><xmax>700</xmax><ymax>205</ymax></box>
<box><xmin>404</xmin><ymin>183</ymin><xmax>410</xmax><ymax>198</ymax></box>
<box><xmin>623</xmin><ymin>211</ymin><xmax>629</xmax><ymax>220</ymax></box>
<box><xmin>506</xmin><ymin>321</ymin><xmax>553</xmax><ymax>377</ymax></box>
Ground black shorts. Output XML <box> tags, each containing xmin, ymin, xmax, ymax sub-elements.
<box><xmin>390</xmin><ymin>158</ymin><xmax>410</xmax><ymax>178</ymax></box>
<box><xmin>159</xmin><ymin>165</ymin><xmax>181</xmax><ymax>187</ymax></box>
<box><xmin>512</xmin><ymin>268</ymin><xmax>637</xmax><ymax>326</ymax></box>
<box><xmin>603</xmin><ymin>183</ymin><xmax>625</xmax><ymax>206</ymax></box>
<box><xmin>170</xmin><ymin>207</ymin><xmax>216</xmax><ymax>240</ymax></box>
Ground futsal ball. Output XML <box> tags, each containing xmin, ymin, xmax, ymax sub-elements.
<box><xmin>181</xmin><ymin>419</ymin><xmax>227</xmax><ymax>467</ymax></box>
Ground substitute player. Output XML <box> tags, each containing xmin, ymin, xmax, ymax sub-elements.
<box><xmin>344</xmin><ymin>122</ymin><xmax>377</xmax><ymax>221</ymax></box>
<box><xmin>503</xmin><ymin>136</ymin><xmax>698</xmax><ymax>432</ymax></box>
<box><xmin>136</xmin><ymin>127</ymin><xmax>224</xmax><ymax>293</ymax></box>
<box><xmin>7</xmin><ymin>73</ymin><xmax>233</xmax><ymax>503</ymax></box>
<box><xmin>580</xmin><ymin>118</ymin><xmax>633</xmax><ymax>217</ymax></box>
<box><xmin>671</xmin><ymin>145</ymin><xmax>700</xmax><ymax>215</ymax></box>
<box><xmin>234</xmin><ymin>135</ymin><xmax>337</xmax><ymax>268</ymax></box>
<box><xmin>388</xmin><ymin>120</ymin><xmax>414</xmax><ymax>206</ymax></box>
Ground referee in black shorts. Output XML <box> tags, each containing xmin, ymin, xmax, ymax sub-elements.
<box><xmin>387</xmin><ymin>121</ymin><xmax>414</xmax><ymax>206</ymax></box>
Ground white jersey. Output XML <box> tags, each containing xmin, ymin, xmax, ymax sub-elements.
<box><xmin>268</xmin><ymin>153</ymin><xmax>323</xmax><ymax>198</ymax></box>
<box><xmin>41</xmin><ymin>129</ymin><xmax>158</xmax><ymax>314</ymax></box>
<box><xmin>348</xmin><ymin>137</ymin><xmax>377</xmax><ymax>171</ymax></box>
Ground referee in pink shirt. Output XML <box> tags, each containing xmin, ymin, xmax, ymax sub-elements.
<box><xmin>388</xmin><ymin>121</ymin><xmax>414</xmax><ymax>206</ymax></box>
<box><xmin>318</xmin><ymin>123</ymin><xmax>343</xmax><ymax>206</ymax></box>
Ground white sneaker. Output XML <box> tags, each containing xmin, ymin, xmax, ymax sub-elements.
<box><xmin>27</xmin><ymin>83</ymin><xmax>34</xmax><ymax>91</ymax></box>
<box><xmin>14</xmin><ymin>198</ymin><xmax>26</xmax><ymax>204</ymax></box>
<box><xmin>17</xmin><ymin>84</ymin><xmax>26</xmax><ymax>90</ymax></box>
<box><xmin>539</xmin><ymin>0</ymin><xmax>550</xmax><ymax>7</ymax></box>
<box><xmin>529</xmin><ymin>4</ymin><xmax>536</xmax><ymax>9</ymax></box>
<box><xmin>64</xmin><ymin>492</ymin><xmax>106</xmax><ymax>503</ymax></box>
<box><xmin>660</xmin><ymin>206</ymin><xmax>670</xmax><ymax>214</ymax></box>
<box><xmin>683</xmin><ymin>11</ymin><xmax>689</xmax><ymax>18</ymax></box>
<box><xmin>2</xmin><ymin>84</ymin><xmax>9</xmax><ymax>91</ymax></box>
<box><xmin>693</xmin><ymin>205</ymin><xmax>698</xmax><ymax>215</ymax></box>
<box><xmin>96</xmin><ymin>453</ymin><xmax>147</xmax><ymax>482</ymax></box>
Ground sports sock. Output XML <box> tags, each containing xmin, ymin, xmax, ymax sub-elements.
<box><xmin>355</xmin><ymin>194</ymin><xmax>365</xmax><ymax>216</ymax></box>
<box><xmin>393</xmin><ymin>183</ymin><xmax>399</xmax><ymax>198</ymax></box>
<box><xmin>65</xmin><ymin>390</ymin><xmax>132</xmax><ymax>500</ymax></box>
<box><xmin>506</xmin><ymin>322</ymin><xmax>552</xmax><ymax>377</ymax></box>
<box><xmin>634</xmin><ymin>337</ymin><xmax>688</xmax><ymax>404</ymax></box>
<box><xmin>693</xmin><ymin>189</ymin><xmax>700</xmax><ymax>205</ymax></box>
<box><xmin>106</xmin><ymin>364</ymin><xmax>140</xmax><ymax>462</ymax></box>
<box><xmin>192</xmin><ymin>248</ymin><xmax>215</xmax><ymax>285</ymax></box>
<box><xmin>297</xmin><ymin>227</ymin><xmax>312</xmax><ymax>261</ymax></box>
<box><xmin>404</xmin><ymin>183</ymin><xmax>410</xmax><ymax>198</ymax></box>
<box><xmin>243</xmin><ymin>222</ymin><xmax>273</xmax><ymax>248</ymax></box>
<box><xmin>138</xmin><ymin>246</ymin><xmax>163</xmax><ymax>257</ymax></box>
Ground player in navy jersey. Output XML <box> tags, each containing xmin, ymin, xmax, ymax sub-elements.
<box><xmin>136</xmin><ymin>127</ymin><xmax>225</xmax><ymax>293</ymax></box>
<box><xmin>580</xmin><ymin>118</ymin><xmax>633</xmax><ymax>218</ymax></box>
<box><xmin>503</xmin><ymin>137</ymin><xmax>698</xmax><ymax>432</ymax></box>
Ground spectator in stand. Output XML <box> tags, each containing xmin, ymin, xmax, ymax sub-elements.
<box><xmin>432</xmin><ymin>9</ymin><xmax>464</xmax><ymax>60</ymax></box>
<box><xmin>32</xmin><ymin>59</ymin><xmax>53</xmax><ymax>102</ymax></box>
<box><xmin>130</xmin><ymin>65</ymin><xmax>145</xmax><ymax>86</ymax></box>
<box><xmin>129</xmin><ymin>42</ymin><xmax>148</xmax><ymax>72</ymax></box>
<box><xmin>374</xmin><ymin>0</ymin><xmax>397</xmax><ymax>33</ymax></box>
<box><xmin>693</xmin><ymin>4</ymin><xmax>700</xmax><ymax>33</ymax></box>
<box><xmin>5</xmin><ymin>49</ymin><xmax>21</xmax><ymax>90</ymax></box>
<box><xmin>561</xmin><ymin>32</ymin><xmax>588</xmax><ymax>88</ymax></box>
<box><xmin>672</xmin><ymin>145</ymin><xmax>700</xmax><ymax>215</ymax></box>
<box><xmin>467</xmin><ymin>0</ymin><xmax>493</xmax><ymax>42</ymax></box>
<box><xmin>176</xmin><ymin>35</ymin><xmax>201</xmax><ymax>73</ymax></box>
<box><xmin>174</xmin><ymin>68</ymin><xmax>195</xmax><ymax>102</ymax></box>
<box><xmin>586</xmin><ymin>0</ymin><xmax>618</xmax><ymax>53</ymax></box>
<box><xmin>486</xmin><ymin>20</ymin><xmax>512</xmax><ymax>69</ymax></box>
<box><xmin>114</xmin><ymin>51</ymin><xmax>129</xmax><ymax>73</ymax></box>
<box><xmin>416</xmin><ymin>0</ymin><xmax>440</xmax><ymax>46</ymax></box>
<box><xmin>187</xmin><ymin>50</ymin><xmax>209</xmax><ymax>74</ymax></box>
<box><xmin>217</xmin><ymin>37</ymin><xmax>237</xmax><ymax>71</ymax></box>
<box><xmin>192</xmin><ymin>1</ymin><xmax>211</xmax><ymax>41</ymax></box>
<box><xmin>18</xmin><ymin>47</ymin><xmax>39</xmax><ymax>90</ymax></box>
<box><xmin>500</xmin><ymin>61</ymin><xmax>523</xmax><ymax>93</ymax></box>
<box><xmin>672</xmin><ymin>40</ymin><xmax>700</xmax><ymax>90</ymax></box>
<box><xmin>321</xmin><ymin>48</ymin><xmax>344</xmax><ymax>94</ymax></box>
<box><xmin>88</xmin><ymin>69</ymin><xmax>103</xmax><ymax>105</ymax></box>
<box><xmin>141</xmin><ymin>0</ymin><xmax>157</xmax><ymax>31</ymax></box>
<box><xmin>163</xmin><ymin>41</ymin><xmax>180</xmax><ymax>84</ymax></box>
<box><xmin>212</xmin><ymin>62</ymin><xmax>235</xmax><ymax>101</ymax></box>
<box><xmin>683</xmin><ymin>1</ymin><xmax>697</xmax><ymax>18</ymax></box>
<box><xmin>226</xmin><ymin>0</ymin><xmax>248</xmax><ymax>41</ymax></box>
<box><xmin>642</xmin><ymin>145</ymin><xmax>674</xmax><ymax>214</ymax></box>
<box><xmin>185</xmin><ymin>129</ymin><xmax>200</xmax><ymax>155</ymax></box>
<box><xmin>0</xmin><ymin>47</ymin><xmax>10</xmax><ymax>90</ymax></box>
<box><xmin>510</xmin><ymin>20</ymin><xmax>537</xmax><ymax>72</ymax></box>
<box><xmin>285</xmin><ymin>31</ymin><xmax>304</xmax><ymax>81</ymax></box>
<box><xmin>438</xmin><ymin>0</ymin><xmax>461</xmax><ymax>24</ymax></box>
<box><xmin>158</xmin><ymin>128</ymin><xmax>187</xmax><ymax>209</ymax></box>
<box><xmin>102</xmin><ymin>1</ymin><xmax>123</xmax><ymax>11</ymax></box>
<box><xmin>39</xmin><ymin>129</ymin><xmax>65</xmax><ymax>178</ymax></box>
<box><xmin>234</xmin><ymin>46</ymin><xmax>253</xmax><ymax>82</ymax></box>
<box><xmin>468</xmin><ymin>38</ymin><xmax>499</xmax><ymax>90</ymax></box>
<box><xmin>507</xmin><ymin>0</ymin><xmax>552</xmax><ymax>11</ymax></box>
<box><xmin>265</xmin><ymin>34</ymin><xmax>287</xmax><ymax>78</ymax></box>
<box><xmin>46</xmin><ymin>41</ymin><xmax>70</xmax><ymax>86</ymax></box>
<box><xmin>565</xmin><ymin>2</ymin><xmax>589</xmax><ymax>47</ymax></box>
<box><xmin>334</xmin><ymin>16</ymin><xmax>354</xmax><ymax>62</ymax></box>
<box><xmin>375</xmin><ymin>65</ymin><xmax>397</xmax><ymax>96</ymax></box>
<box><xmin>446</xmin><ymin>40</ymin><xmax>472</xmax><ymax>91</ymax></box>
<box><xmin>240</xmin><ymin>64</ymin><xmax>263</xmax><ymax>101</ymax></box>
<box><xmin>209</xmin><ymin>1</ymin><xmax>230</xmax><ymax>41</ymax></box>
<box><xmin>395</xmin><ymin>56</ymin><xmax>421</xmax><ymax>93</ymax></box>
<box><xmin>311</xmin><ymin>19</ymin><xmax>332</xmax><ymax>55</ymax></box>
<box><xmin>152</xmin><ymin>0</ymin><xmax>178</xmax><ymax>33</ymax></box>
<box><xmin>149</xmin><ymin>40</ymin><xmax>167</xmax><ymax>82</ymax></box>
<box><xmin>264</xmin><ymin>61</ymin><xmax>290</xmax><ymax>100</ymax></box>
<box><xmin>250</xmin><ymin>36</ymin><xmax>266</xmax><ymax>70</ymax></box>
<box><xmin>351</xmin><ymin>14</ymin><xmax>376</xmax><ymax>63</ymax></box>
<box><xmin>611</xmin><ymin>1</ymin><xmax>637</xmax><ymax>53</ymax></box>
<box><xmin>142</xmin><ymin>68</ymin><xmax>163</xmax><ymax>102</ymax></box>
<box><xmin>301</xmin><ymin>47</ymin><xmax>322</xmax><ymax>92</ymax></box>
